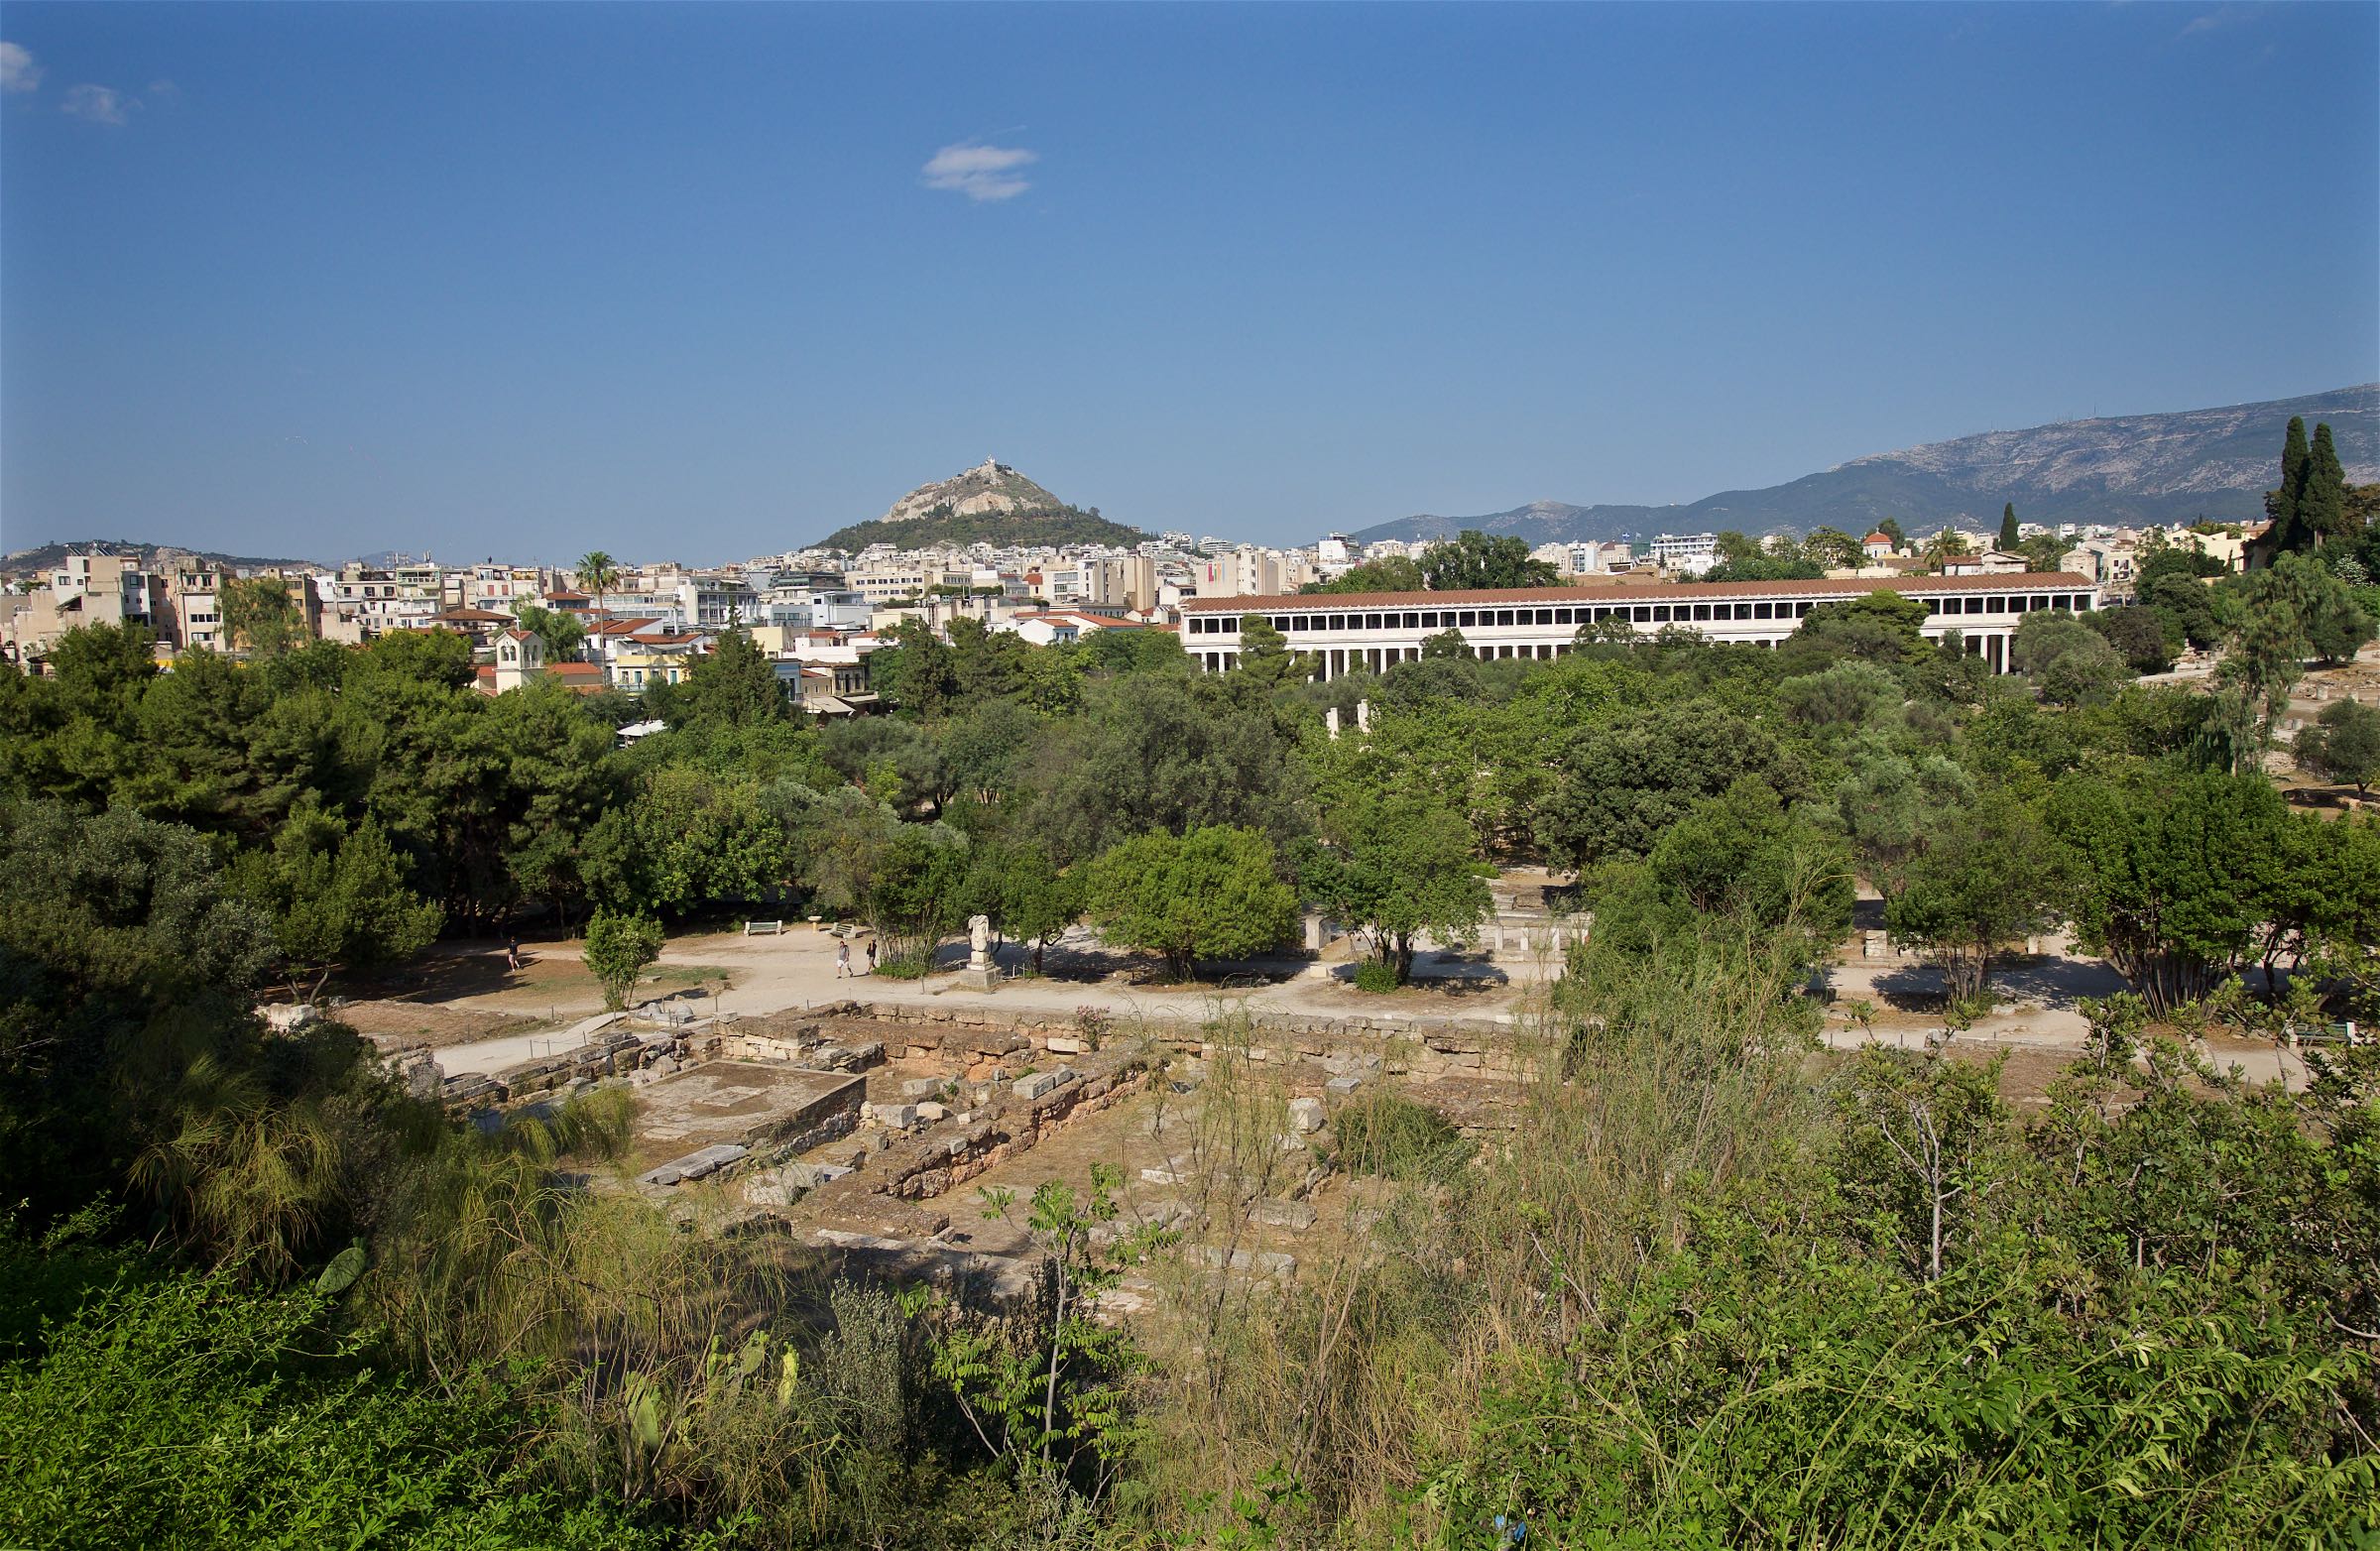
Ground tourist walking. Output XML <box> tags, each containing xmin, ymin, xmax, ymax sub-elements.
<box><xmin>505</xmin><ymin>935</ymin><xmax>523</xmax><ymax>972</ymax></box>
<box><xmin>835</xmin><ymin>939</ymin><xmax>851</xmax><ymax>979</ymax></box>
<box><xmin>865</xmin><ymin>937</ymin><xmax>878</xmax><ymax>974</ymax></box>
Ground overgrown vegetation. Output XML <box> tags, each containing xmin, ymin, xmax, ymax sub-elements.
<box><xmin>1</xmin><ymin>430</ymin><xmax>2376</xmax><ymax>1545</ymax></box>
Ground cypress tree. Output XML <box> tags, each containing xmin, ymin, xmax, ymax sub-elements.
<box><xmin>1998</xmin><ymin>503</ymin><xmax>2019</xmax><ymax>550</ymax></box>
<box><xmin>2272</xmin><ymin>417</ymin><xmax>2310</xmax><ymax>541</ymax></box>
<box><xmin>2305</xmin><ymin>422</ymin><xmax>2348</xmax><ymax>540</ymax></box>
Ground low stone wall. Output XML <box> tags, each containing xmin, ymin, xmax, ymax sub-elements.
<box><xmin>800</xmin><ymin>1046</ymin><xmax>1157</xmax><ymax>1226</ymax></box>
<box><xmin>438</xmin><ymin>1026</ymin><xmax>673</xmax><ymax>1110</ymax></box>
<box><xmin>785</xmin><ymin>999</ymin><xmax>1526</xmax><ymax>1081</ymax></box>
<box><xmin>710</xmin><ymin>1026</ymin><xmax>885</xmax><ymax>1072</ymax></box>
<box><xmin>744</xmin><ymin>1072</ymin><xmax>867</xmax><ymax>1156</ymax></box>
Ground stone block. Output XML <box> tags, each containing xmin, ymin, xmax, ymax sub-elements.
<box><xmin>1251</xmin><ymin>1199</ymin><xmax>1318</xmax><ymax>1231</ymax></box>
<box><xmin>1044</xmin><ymin>1036</ymin><xmax>1087</xmax><ymax>1055</ymax></box>
<box><xmin>1013</xmin><ymin>1066</ymin><xmax>1080</xmax><ymax>1101</ymax></box>
<box><xmin>900</xmin><ymin>1077</ymin><xmax>945</xmax><ymax>1099</ymax></box>
<box><xmin>877</xmin><ymin>1104</ymin><xmax>921</xmax><ymax>1130</ymax></box>
<box><xmin>1326</xmin><ymin>1075</ymin><xmax>1366</xmax><ymax>1097</ymax></box>
<box><xmin>917</xmin><ymin>1102</ymin><xmax>947</xmax><ymax>1122</ymax></box>
<box><xmin>1191</xmin><ymin>1246</ymin><xmax>1298</xmax><ymax>1276</ymax></box>
<box><xmin>638</xmin><ymin>1141</ymin><xmax>748</xmax><ymax>1188</ymax></box>
<box><xmin>1287</xmin><ymin>1096</ymin><xmax>1327</xmax><ymax>1133</ymax></box>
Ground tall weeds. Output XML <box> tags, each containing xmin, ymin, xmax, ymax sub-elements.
<box><xmin>1130</xmin><ymin>910</ymin><xmax>1827</xmax><ymax>1542</ymax></box>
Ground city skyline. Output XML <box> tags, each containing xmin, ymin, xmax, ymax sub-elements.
<box><xmin>4</xmin><ymin>2</ymin><xmax>2377</xmax><ymax>559</ymax></box>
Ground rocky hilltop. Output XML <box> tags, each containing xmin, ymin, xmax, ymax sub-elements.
<box><xmin>0</xmin><ymin>537</ymin><xmax>328</xmax><ymax>577</ymax></box>
<box><xmin>876</xmin><ymin>459</ymin><xmax>1067</xmax><ymax>526</ymax></box>
<box><xmin>816</xmin><ymin>460</ymin><xmax>1148</xmax><ymax>553</ymax></box>
<box><xmin>1355</xmin><ymin>385</ymin><xmax>2379</xmax><ymax>546</ymax></box>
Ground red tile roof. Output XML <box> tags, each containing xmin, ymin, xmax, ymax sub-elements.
<box><xmin>1178</xmin><ymin>573</ymin><xmax>2095</xmax><ymax>612</ymax></box>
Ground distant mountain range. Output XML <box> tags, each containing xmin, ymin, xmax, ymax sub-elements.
<box><xmin>0</xmin><ymin>537</ymin><xmax>328</xmax><ymax>576</ymax></box>
<box><xmin>815</xmin><ymin>458</ymin><xmax>1149</xmax><ymax>552</ymax></box>
<box><xmin>1352</xmin><ymin>386</ymin><xmax>2380</xmax><ymax>547</ymax></box>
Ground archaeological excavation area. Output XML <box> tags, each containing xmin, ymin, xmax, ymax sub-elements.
<box><xmin>403</xmin><ymin>997</ymin><xmax>1532</xmax><ymax>1311</ymax></box>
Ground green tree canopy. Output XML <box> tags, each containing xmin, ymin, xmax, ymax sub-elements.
<box><xmin>227</xmin><ymin>797</ymin><xmax>442</xmax><ymax>998</ymax></box>
<box><xmin>966</xmin><ymin>838</ymin><xmax>1082</xmax><ymax>972</ymax></box>
<box><xmin>2295</xmin><ymin>698</ymin><xmax>2380</xmax><ymax>797</ymax></box>
<box><xmin>1419</xmin><ymin>531</ymin><xmax>1561</xmax><ymax>591</ymax></box>
<box><xmin>871</xmin><ymin>619</ymin><xmax>960</xmax><ymax>718</ymax></box>
<box><xmin>1233</xmin><ymin>614</ymin><xmax>1318</xmax><ymax>689</ymax></box>
<box><xmin>1082</xmin><ymin>825</ymin><xmax>1298</xmax><ymax>979</ymax></box>
<box><xmin>2048</xmin><ymin>770</ymin><xmax>2288</xmax><ymax>1014</ymax></box>
<box><xmin>2084</xmin><ymin>604</ymin><xmax>2176</xmax><ymax>676</ymax></box>
<box><xmin>220</xmin><ymin>576</ymin><xmax>308</xmax><ymax>657</ymax></box>
<box><xmin>1301</xmin><ymin>781</ymin><xmax>1490</xmax><ymax>985</ymax></box>
<box><xmin>2011</xmin><ymin>611</ymin><xmax>2132</xmax><ymax>705</ymax></box>
<box><xmin>1536</xmin><ymin>702</ymin><xmax>1801</xmax><ymax>872</ymax></box>
<box><xmin>510</xmin><ymin>601</ymin><xmax>585</xmax><ymax>662</ymax></box>
<box><xmin>1881</xmin><ymin>787</ymin><xmax>2065</xmax><ymax>1003</ymax></box>
<box><xmin>1301</xmin><ymin>554</ymin><xmax>1428</xmax><ymax>594</ymax></box>
<box><xmin>677</xmin><ymin>629</ymin><xmax>790</xmax><ymax>729</ymax></box>
<box><xmin>1803</xmin><ymin>527</ymin><xmax>1862</xmax><ymax>569</ymax></box>
<box><xmin>581</xmin><ymin>908</ymin><xmax>663</xmax><ymax>1011</ymax></box>
<box><xmin>1778</xmin><ymin>590</ymin><xmax>1932</xmax><ymax>672</ymax></box>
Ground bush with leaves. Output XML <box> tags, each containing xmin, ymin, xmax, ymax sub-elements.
<box><xmin>582</xmin><ymin>909</ymin><xmax>664</xmax><ymax>1011</ymax></box>
<box><xmin>0</xmin><ymin>1248</ymin><xmax>692</xmax><ymax>1551</ymax></box>
<box><xmin>1083</xmin><ymin>825</ymin><xmax>1298</xmax><ymax>980</ymax></box>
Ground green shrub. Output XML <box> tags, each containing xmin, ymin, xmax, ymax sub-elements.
<box><xmin>0</xmin><ymin>1257</ymin><xmax>692</xmax><ymax>1551</ymax></box>
<box><xmin>582</xmin><ymin>909</ymin><xmax>664</xmax><ymax>1011</ymax></box>
<box><xmin>1330</xmin><ymin>1092</ymin><xmax>1468</xmax><ymax>1182</ymax></box>
<box><xmin>1351</xmin><ymin>961</ymin><xmax>1400</xmax><ymax>995</ymax></box>
<box><xmin>872</xmin><ymin>949</ymin><xmax>937</xmax><ymax>980</ymax></box>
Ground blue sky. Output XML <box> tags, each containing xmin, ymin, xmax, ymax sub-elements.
<box><xmin>3</xmin><ymin>2</ymin><xmax>2375</xmax><ymax>562</ymax></box>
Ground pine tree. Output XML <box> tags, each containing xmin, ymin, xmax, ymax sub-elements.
<box><xmin>2304</xmin><ymin>422</ymin><xmax>2348</xmax><ymax>541</ymax></box>
<box><xmin>1998</xmin><ymin>504</ymin><xmax>2019</xmax><ymax>551</ymax></box>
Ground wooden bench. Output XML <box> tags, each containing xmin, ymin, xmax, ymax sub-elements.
<box><xmin>743</xmin><ymin>919</ymin><xmax>785</xmax><ymax>937</ymax></box>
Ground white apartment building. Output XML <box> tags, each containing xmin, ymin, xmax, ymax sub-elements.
<box><xmin>846</xmin><ymin>563</ymin><xmax>935</xmax><ymax>604</ymax></box>
<box><xmin>329</xmin><ymin>563</ymin><xmax>443</xmax><ymax>639</ymax></box>
<box><xmin>168</xmin><ymin>566</ymin><xmax>225</xmax><ymax>654</ymax></box>
<box><xmin>758</xmin><ymin>587</ymin><xmax>873</xmax><ymax>633</ymax></box>
<box><xmin>2</xmin><ymin>552</ymin><xmax>170</xmax><ymax>666</ymax></box>
<box><xmin>1648</xmin><ymin>533</ymin><xmax>1720</xmax><ymax>575</ymax></box>
<box><xmin>1190</xmin><ymin>547</ymin><xmax>1311</xmax><ymax>599</ymax></box>
<box><xmin>1533</xmin><ymin>540</ymin><xmax>1638</xmax><ymax>576</ymax></box>
<box><xmin>1179</xmin><ymin>573</ymin><xmax>2101</xmax><ymax>677</ymax></box>
<box><xmin>678</xmin><ymin>577</ymin><xmax>763</xmax><ymax>629</ymax></box>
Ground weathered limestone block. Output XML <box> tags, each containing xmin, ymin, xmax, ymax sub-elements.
<box><xmin>639</xmin><ymin>1141</ymin><xmax>748</xmax><ymax>1187</ymax></box>
<box><xmin>1251</xmin><ymin>1199</ymin><xmax>1318</xmax><ymax>1231</ymax></box>
<box><xmin>1013</xmin><ymin>1066</ymin><xmax>1080</xmax><ymax>1101</ymax></box>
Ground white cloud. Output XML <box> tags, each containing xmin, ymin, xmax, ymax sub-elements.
<box><xmin>0</xmin><ymin>41</ymin><xmax>41</xmax><ymax>93</ymax></box>
<box><xmin>2179</xmin><ymin>6</ymin><xmax>2251</xmax><ymax>37</ymax></box>
<box><xmin>61</xmin><ymin>83</ymin><xmax>133</xmax><ymax>125</ymax></box>
<box><xmin>921</xmin><ymin>141</ymin><xmax>1037</xmax><ymax>202</ymax></box>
